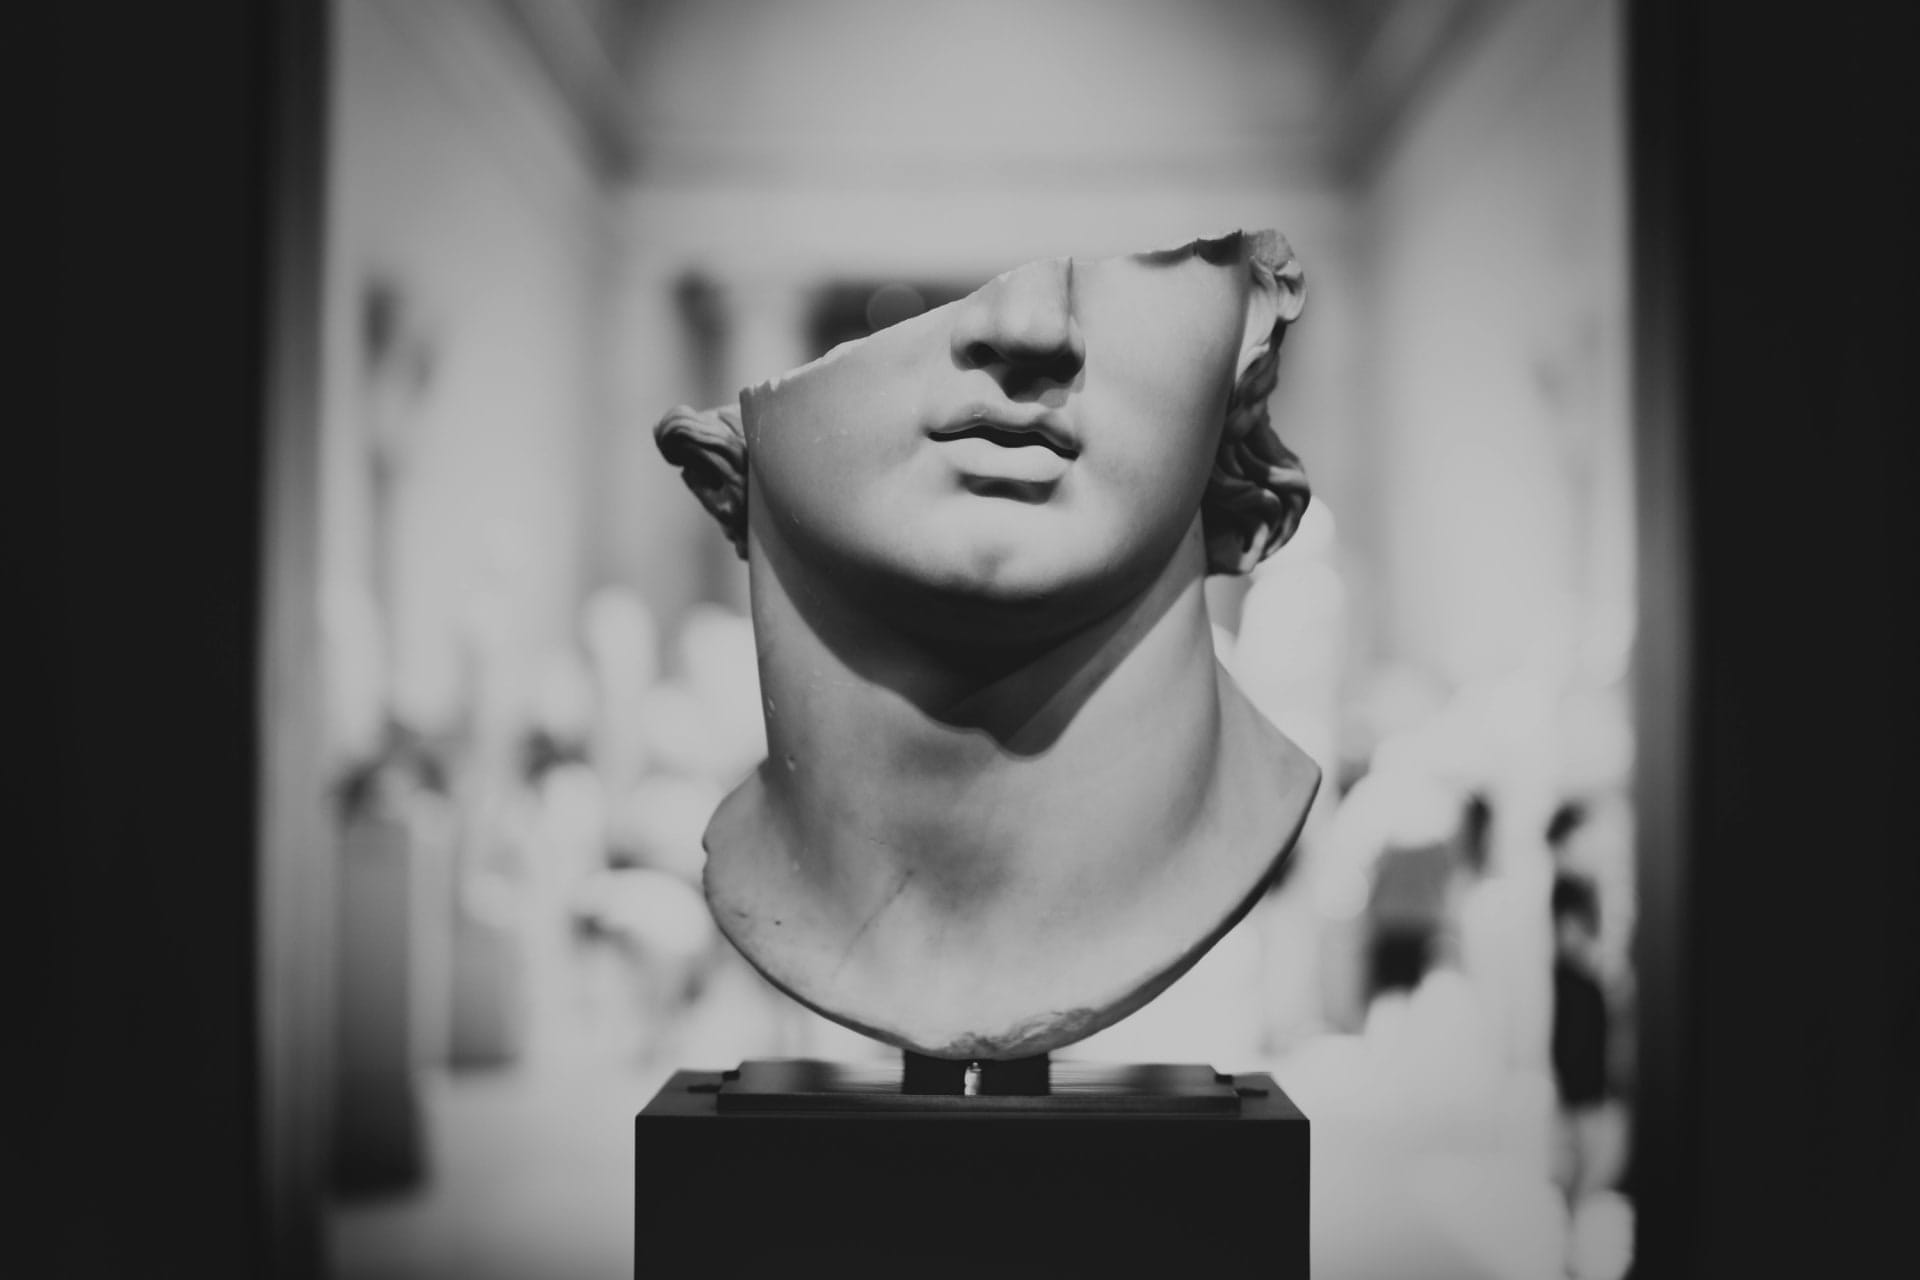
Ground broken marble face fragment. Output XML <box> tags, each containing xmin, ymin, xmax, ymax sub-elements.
<box><xmin>655</xmin><ymin>230</ymin><xmax>1321</xmax><ymax>1060</ymax></box>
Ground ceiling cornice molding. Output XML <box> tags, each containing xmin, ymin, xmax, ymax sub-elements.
<box><xmin>621</xmin><ymin>132</ymin><xmax>1337</xmax><ymax>192</ymax></box>
<box><xmin>489</xmin><ymin>0</ymin><xmax>633</xmax><ymax>177</ymax></box>
<box><xmin>1320</xmin><ymin>0</ymin><xmax>1512</xmax><ymax>184</ymax></box>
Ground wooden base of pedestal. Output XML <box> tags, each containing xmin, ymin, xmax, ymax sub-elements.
<box><xmin>635</xmin><ymin>1059</ymin><xmax>1308</xmax><ymax>1277</ymax></box>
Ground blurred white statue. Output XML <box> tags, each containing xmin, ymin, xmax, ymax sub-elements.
<box><xmin>583</xmin><ymin>586</ymin><xmax>660</xmax><ymax>795</ymax></box>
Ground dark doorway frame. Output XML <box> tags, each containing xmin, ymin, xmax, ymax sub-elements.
<box><xmin>53</xmin><ymin>1</ymin><xmax>329</xmax><ymax>1276</ymax></box>
<box><xmin>1625</xmin><ymin>2</ymin><xmax>1913</xmax><ymax>1275</ymax></box>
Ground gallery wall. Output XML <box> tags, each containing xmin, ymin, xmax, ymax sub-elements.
<box><xmin>318</xmin><ymin>0</ymin><xmax>610</xmax><ymax>767</ymax></box>
<box><xmin>1357</xmin><ymin>0</ymin><xmax>1631</xmax><ymax>697</ymax></box>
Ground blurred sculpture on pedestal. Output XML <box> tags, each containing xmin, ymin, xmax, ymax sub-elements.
<box><xmin>654</xmin><ymin>231</ymin><xmax>1322</xmax><ymax>1059</ymax></box>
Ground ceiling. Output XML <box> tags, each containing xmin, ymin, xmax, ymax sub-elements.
<box><xmin>498</xmin><ymin>0</ymin><xmax>1504</xmax><ymax>185</ymax></box>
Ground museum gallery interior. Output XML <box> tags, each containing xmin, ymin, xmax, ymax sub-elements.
<box><xmin>51</xmin><ymin>1</ymin><xmax>1910</xmax><ymax>1277</ymax></box>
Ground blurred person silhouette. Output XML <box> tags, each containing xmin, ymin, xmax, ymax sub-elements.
<box><xmin>1364</xmin><ymin>851</ymin><xmax>1443</xmax><ymax>995</ymax></box>
<box><xmin>1363</xmin><ymin>788</ymin><xmax>1486</xmax><ymax>1000</ymax></box>
<box><xmin>1545</xmin><ymin>799</ymin><xmax>1589</xmax><ymax>870</ymax></box>
<box><xmin>1549</xmin><ymin>870</ymin><xmax>1615</xmax><ymax>1213</ymax></box>
<box><xmin>1458</xmin><ymin>790</ymin><xmax>1494</xmax><ymax>876</ymax></box>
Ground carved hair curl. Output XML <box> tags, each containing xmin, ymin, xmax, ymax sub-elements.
<box><xmin>656</xmin><ymin>232</ymin><xmax>1309</xmax><ymax>576</ymax></box>
<box><xmin>1198</xmin><ymin>229</ymin><xmax>1310</xmax><ymax>575</ymax></box>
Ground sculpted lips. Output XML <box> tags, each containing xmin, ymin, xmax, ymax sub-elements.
<box><xmin>927</xmin><ymin>406</ymin><xmax>1078</xmax><ymax>493</ymax></box>
<box><xmin>927</xmin><ymin>404</ymin><xmax>1080</xmax><ymax>459</ymax></box>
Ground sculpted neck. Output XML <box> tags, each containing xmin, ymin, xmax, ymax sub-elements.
<box><xmin>757</xmin><ymin>521</ymin><xmax>1221</xmax><ymax>898</ymax></box>
<box><xmin>703</xmin><ymin>520</ymin><xmax>1319</xmax><ymax>1059</ymax></box>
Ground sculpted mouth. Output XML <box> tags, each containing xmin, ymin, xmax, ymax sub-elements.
<box><xmin>928</xmin><ymin>409</ymin><xmax>1079</xmax><ymax>459</ymax></box>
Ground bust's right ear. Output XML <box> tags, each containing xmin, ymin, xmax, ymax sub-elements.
<box><xmin>654</xmin><ymin>403</ymin><xmax>748</xmax><ymax>558</ymax></box>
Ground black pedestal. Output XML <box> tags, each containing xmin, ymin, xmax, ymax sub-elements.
<box><xmin>635</xmin><ymin>1059</ymin><xmax>1309</xmax><ymax>1277</ymax></box>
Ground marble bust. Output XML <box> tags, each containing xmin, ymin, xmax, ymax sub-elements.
<box><xmin>655</xmin><ymin>230</ymin><xmax>1321</xmax><ymax>1059</ymax></box>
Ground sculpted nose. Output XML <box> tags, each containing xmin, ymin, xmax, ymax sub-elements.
<box><xmin>950</xmin><ymin>256</ymin><xmax>1085</xmax><ymax>392</ymax></box>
